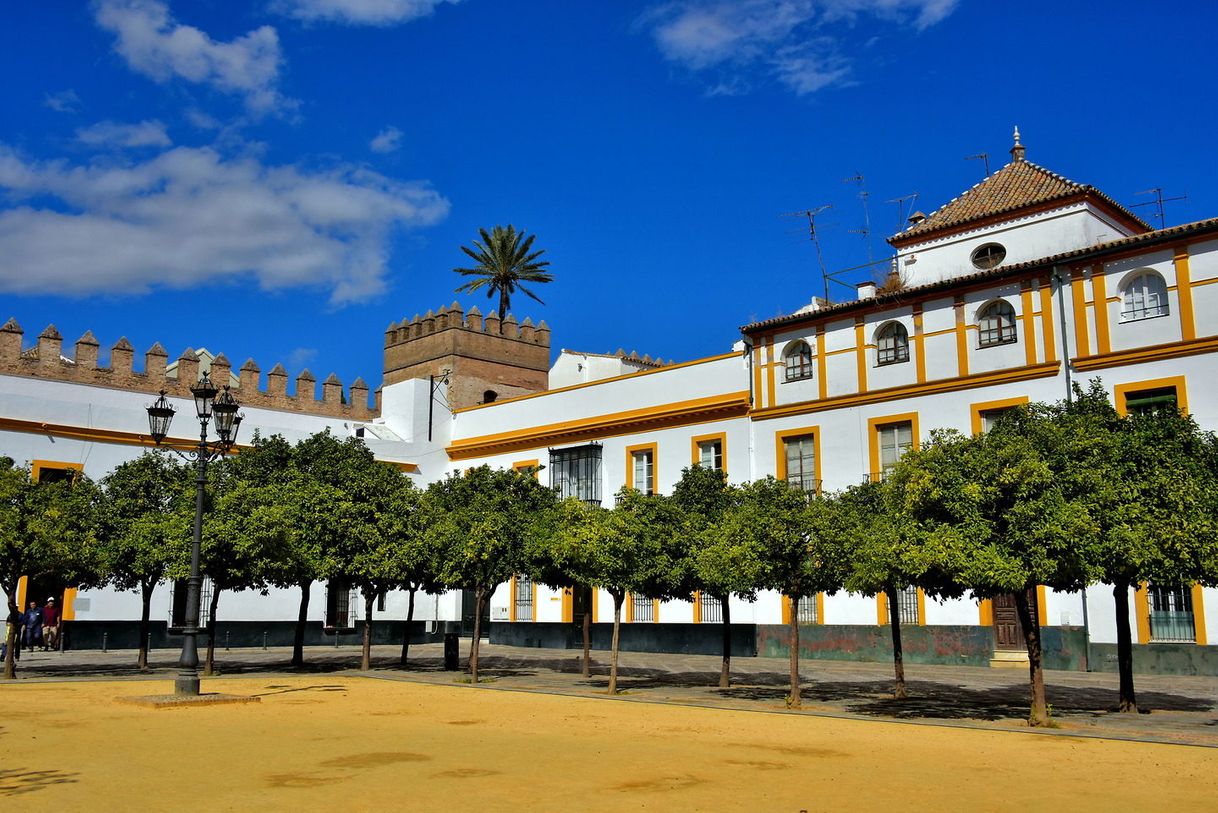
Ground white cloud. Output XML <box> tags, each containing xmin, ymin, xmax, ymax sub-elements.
<box><xmin>286</xmin><ymin>347</ymin><xmax>319</xmax><ymax>368</ymax></box>
<box><xmin>639</xmin><ymin>0</ymin><xmax>958</xmax><ymax>96</ymax></box>
<box><xmin>93</xmin><ymin>0</ymin><xmax>292</xmax><ymax>115</ymax></box>
<box><xmin>370</xmin><ymin>126</ymin><xmax>403</xmax><ymax>154</ymax></box>
<box><xmin>275</xmin><ymin>0</ymin><xmax>461</xmax><ymax>26</ymax></box>
<box><xmin>76</xmin><ymin>120</ymin><xmax>172</xmax><ymax>149</ymax></box>
<box><xmin>44</xmin><ymin>90</ymin><xmax>83</xmax><ymax>114</ymax></box>
<box><xmin>0</xmin><ymin>144</ymin><xmax>449</xmax><ymax>305</ymax></box>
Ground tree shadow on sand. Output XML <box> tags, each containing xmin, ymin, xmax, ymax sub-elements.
<box><xmin>0</xmin><ymin>768</ymin><xmax>80</xmax><ymax>797</ymax></box>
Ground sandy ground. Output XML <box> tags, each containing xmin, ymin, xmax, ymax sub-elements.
<box><xmin>1</xmin><ymin>676</ymin><xmax>1214</xmax><ymax>812</ymax></box>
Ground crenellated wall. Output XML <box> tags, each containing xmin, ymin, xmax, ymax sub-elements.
<box><xmin>0</xmin><ymin>318</ymin><xmax>377</xmax><ymax>420</ymax></box>
<box><xmin>383</xmin><ymin>302</ymin><xmax>551</xmax><ymax>409</ymax></box>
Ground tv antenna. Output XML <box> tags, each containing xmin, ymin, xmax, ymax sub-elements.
<box><xmin>886</xmin><ymin>193</ymin><xmax>920</xmax><ymax>231</ymax></box>
<box><xmin>843</xmin><ymin>172</ymin><xmax>874</xmax><ymax>268</ymax></box>
<box><xmin>1130</xmin><ymin>187</ymin><xmax>1186</xmax><ymax>229</ymax></box>
<box><xmin>965</xmin><ymin>152</ymin><xmax>991</xmax><ymax>178</ymax></box>
<box><xmin>780</xmin><ymin>205</ymin><xmax>833</xmax><ymax>302</ymax></box>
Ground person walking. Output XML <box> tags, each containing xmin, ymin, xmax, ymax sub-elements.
<box><xmin>21</xmin><ymin>601</ymin><xmax>44</xmax><ymax>652</ymax></box>
<box><xmin>42</xmin><ymin>597</ymin><xmax>60</xmax><ymax>651</ymax></box>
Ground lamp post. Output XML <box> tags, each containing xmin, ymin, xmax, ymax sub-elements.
<box><xmin>146</xmin><ymin>371</ymin><xmax>242</xmax><ymax>696</ymax></box>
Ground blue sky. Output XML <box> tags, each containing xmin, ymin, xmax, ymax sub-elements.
<box><xmin>2</xmin><ymin>1</ymin><xmax>1216</xmax><ymax>398</ymax></box>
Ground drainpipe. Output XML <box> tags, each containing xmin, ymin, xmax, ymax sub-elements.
<box><xmin>742</xmin><ymin>338</ymin><xmax>757</xmax><ymax>481</ymax></box>
<box><xmin>1052</xmin><ymin>264</ymin><xmax>1090</xmax><ymax>671</ymax></box>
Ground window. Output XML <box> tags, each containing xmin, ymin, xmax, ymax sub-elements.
<box><xmin>513</xmin><ymin>575</ymin><xmax>534</xmax><ymax>622</ymax></box>
<box><xmin>699</xmin><ymin>593</ymin><xmax>722</xmax><ymax>623</ymax></box>
<box><xmin>1148</xmin><ymin>585</ymin><xmax>1195</xmax><ymax>643</ymax></box>
<box><xmin>970</xmin><ymin>243</ymin><xmax>1007</xmax><ymax>270</ymax></box>
<box><xmin>169</xmin><ymin>577</ymin><xmax>214</xmax><ymax>630</ymax></box>
<box><xmin>697</xmin><ymin>439</ymin><xmax>723</xmax><ymax>471</ymax></box>
<box><xmin>783</xmin><ymin>340</ymin><xmax>814</xmax><ymax>382</ymax></box>
<box><xmin>631</xmin><ymin>594</ymin><xmax>655</xmax><ymax>622</ymax></box>
<box><xmin>977</xmin><ymin>300</ymin><xmax>1017</xmax><ymax>347</ymax></box>
<box><xmin>324</xmin><ymin>580</ymin><xmax>356</xmax><ymax>629</ymax></box>
<box><xmin>631</xmin><ymin>449</ymin><xmax>655</xmax><ymax>495</ymax></box>
<box><xmin>1125</xmin><ymin>386</ymin><xmax>1178</xmax><ymax>417</ymax></box>
<box><xmin>1121</xmin><ymin>271</ymin><xmax>1169</xmax><ymax>322</ymax></box>
<box><xmin>782</xmin><ymin>434</ymin><xmax>818</xmax><ymax>494</ymax></box>
<box><xmin>979</xmin><ymin>408</ymin><xmax>1015</xmax><ymax>433</ymax></box>
<box><xmin>895</xmin><ymin>586</ymin><xmax>920</xmax><ymax>625</ymax></box>
<box><xmin>550</xmin><ymin>444</ymin><xmax>602</xmax><ymax>505</ymax></box>
<box><xmin>877</xmin><ymin>421</ymin><xmax>913</xmax><ymax>478</ymax></box>
<box><xmin>875</xmin><ymin>322</ymin><xmax>910</xmax><ymax>366</ymax></box>
<box><xmin>795</xmin><ymin>595</ymin><xmax>818</xmax><ymax>624</ymax></box>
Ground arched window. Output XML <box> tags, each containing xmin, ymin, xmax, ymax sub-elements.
<box><xmin>783</xmin><ymin>340</ymin><xmax>814</xmax><ymax>382</ymax></box>
<box><xmin>1122</xmin><ymin>271</ymin><xmax>1169</xmax><ymax>321</ymax></box>
<box><xmin>977</xmin><ymin>300</ymin><xmax>1017</xmax><ymax>347</ymax></box>
<box><xmin>875</xmin><ymin>322</ymin><xmax>910</xmax><ymax>366</ymax></box>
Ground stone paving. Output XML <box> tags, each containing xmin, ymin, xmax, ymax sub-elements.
<box><xmin>5</xmin><ymin>641</ymin><xmax>1216</xmax><ymax>746</ymax></box>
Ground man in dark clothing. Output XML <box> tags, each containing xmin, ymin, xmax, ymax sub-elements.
<box><xmin>42</xmin><ymin>597</ymin><xmax>60</xmax><ymax>651</ymax></box>
<box><xmin>21</xmin><ymin>601</ymin><xmax>43</xmax><ymax>650</ymax></box>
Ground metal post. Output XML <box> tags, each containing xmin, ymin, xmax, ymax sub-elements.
<box><xmin>262</xmin><ymin>631</ymin><xmax>268</xmax><ymax>651</ymax></box>
<box><xmin>225</xmin><ymin>630</ymin><xmax>230</xmax><ymax>651</ymax></box>
<box><xmin>102</xmin><ymin>631</ymin><xmax>108</xmax><ymax>653</ymax></box>
<box><xmin>175</xmin><ymin>424</ymin><xmax>208</xmax><ymax>696</ymax></box>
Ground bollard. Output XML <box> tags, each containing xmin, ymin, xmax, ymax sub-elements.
<box><xmin>262</xmin><ymin>631</ymin><xmax>268</xmax><ymax>651</ymax></box>
<box><xmin>102</xmin><ymin>631</ymin><xmax>108</xmax><ymax>653</ymax></box>
<box><xmin>443</xmin><ymin>632</ymin><xmax>460</xmax><ymax>671</ymax></box>
<box><xmin>225</xmin><ymin>631</ymin><xmax>230</xmax><ymax>651</ymax></box>
<box><xmin>148</xmin><ymin>632</ymin><xmax>153</xmax><ymax>652</ymax></box>
<box><xmin>334</xmin><ymin>630</ymin><xmax>340</xmax><ymax>648</ymax></box>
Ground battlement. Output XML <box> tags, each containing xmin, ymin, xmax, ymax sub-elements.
<box><xmin>0</xmin><ymin>318</ymin><xmax>377</xmax><ymax>421</ymax></box>
<box><xmin>383</xmin><ymin>302</ymin><xmax>551</xmax><ymax>409</ymax></box>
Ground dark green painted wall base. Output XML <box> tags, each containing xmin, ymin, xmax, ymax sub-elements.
<box><xmin>61</xmin><ymin>620</ymin><xmax>445</xmax><ymax>652</ymax></box>
<box><xmin>1089</xmin><ymin>643</ymin><xmax>1218</xmax><ymax>676</ymax></box>
<box><xmin>490</xmin><ymin>622</ymin><xmax>757</xmax><ymax>657</ymax></box>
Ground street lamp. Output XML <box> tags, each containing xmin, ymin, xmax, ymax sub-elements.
<box><xmin>146</xmin><ymin>371</ymin><xmax>243</xmax><ymax>696</ymax></box>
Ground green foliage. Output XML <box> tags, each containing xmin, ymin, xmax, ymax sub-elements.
<box><xmin>453</xmin><ymin>225</ymin><xmax>554</xmax><ymax>322</ymax></box>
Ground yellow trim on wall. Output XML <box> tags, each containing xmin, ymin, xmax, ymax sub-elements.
<box><xmin>816</xmin><ymin>592</ymin><xmax>825</xmax><ymax>624</ymax></box>
<box><xmin>1091</xmin><ymin>264</ymin><xmax>1111</xmax><ymax>355</ymax></box>
<box><xmin>1071</xmin><ymin>269</ymin><xmax>1090</xmax><ymax>358</ymax></box>
<box><xmin>690</xmin><ymin>432</ymin><xmax>728</xmax><ymax>475</ymax></box>
<box><xmin>561</xmin><ymin>587</ymin><xmax>573</xmax><ymax>624</ymax></box>
<box><xmin>1072</xmin><ymin>335</ymin><xmax>1218</xmax><ymax>374</ymax></box>
<box><xmin>774</xmin><ymin>426</ymin><xmax>822</xmax><ymax>494</ymax></box>
<box><xmin>1174</xmin><ymin>246</ymin><xmax>1196</xmax><ymax>341</ymax></box>
<box><xmin>692</xmin><ymin>591</ymin><xmax>702</xmax><ymax>624</ymax></box>
<box><xmin>816</xmin><ymin>327</ymin><xmax>828</xmax><ymax>401</ymax></box>
<box><xmin>1036</xmin><ymin>585</ymin><xmax>1047</xmax><ymax>627</ymax></box>
<box><xmin>1114</xmin><ymin>375</ymin><xmax>1188</xmax><ymax>417</ymax></box>
<box><xmin>508</xmin><ymin>576</ymin><xmax>517</xmax><ymax>623</ymax></box>
<box><xmin>752</xmin><ymin>342</ymin><xmax>764</xmax><ymax>409</ymax></box>
<box><xmin>591</xmin><ymin>589</ymin><xmax>599</xmax><ymax>624</ymax></box>
<box><xmin>979</xmin><ymin>598</ymin><xmax>993</xmax><ymax>626</ymax></box>
<box><xmin>969</xmin><ymin>396</ymin><xmax>1030</xmax><ymax>435</ymax></box>
<box><xmin>781</xmin><ymin>595</ymin><xmax>791</xmax><ymax>625</ymax></box>
<box><xmin>61</xmin><ymin>587</ymin><xmax>77</xmax><ymax>621</ymax></box>
<box><xmin>16</xmin><ymin>575</ymin><xmax>28</xmax><ymax>610</ymax></box>
<box><xmin>953</xmin><ymin>297</ymin><xmax>969</xmax><ymax>377</ymax></box>
<box><xmin>1134</xmin><ymin>584</ymin><xmax>1151</xmax><ymax>644</ymax></box>
<box><xmin>866</xmin><ymin>412</ymin><xmax>920</xmax><ymax>482</ymax></box>
<box><xmin>854</xmin><ymin>318</ymin><xmax>868</xmax><ymax>393</ymax></box>
<box><xmin>624</xmin><ymin>442</ymin><xmax>659</xmax><ymax>493</ymax></box>
<box><xmin>1191</xmin><ymin>584</ymin><xmax>1207</xmax><ymax>645</ymax></box>
<box><xmin>511</xmin><ymin>459</ymin><xmax>540</xmax><ymax>479</ymax></box>
<box><xmin>765</xmin><ymin>337</ymin><xmax>777</xmax><ymax>409</ymax></box>
<box><xmin>876</xmin><ymin>589</ymin><xmax>926</xmax><ymax>625</ymax></box>
<box><xmin>1020</xmin><ymin>281</ymin><xmax>1039</xmax><ymax>365</ymax></box>
<box><xmin>1039</xmin><ymin>279</ymin><xmax>1057</xmax><ymax>363</ymax></box>
<box><xmin>30</xmin><ymin>459</ymin><xmax>85</xmax><ymax>483</ymax></box>
<box><xmin>912</xmin><ymin>304</ymin><xmax>927</xmax><ymax>384</ymax></box>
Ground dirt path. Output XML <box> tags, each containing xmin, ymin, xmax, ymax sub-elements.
<box><xmin>1</xmin><ymin>676</ymin><xmax>1214</xmax><ymax>811</ymax></box>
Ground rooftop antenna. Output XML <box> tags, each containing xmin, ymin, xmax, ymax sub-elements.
<box><xmin>843</xmin><ymin>172</ymin><xmax>874</xmax><ymax>268</ymax></box>
<box><xmin>1130</xmin><ymin>187</ymin><xmax>1187</xmax><ymax>230</ymax></box>
<box><xmin>965</xmin><ymin>152</ymin><xmax>991</xmax><ymax>178</ymax></box>
<box><xmin>780</xmin><ymin>205</ymin><xmax>833</xmax><ymax>302</ymax></box>
<box><xmin>886</xmin><ymin>193</ymin><xmax>920</xmax><ymax>231</ymax></box>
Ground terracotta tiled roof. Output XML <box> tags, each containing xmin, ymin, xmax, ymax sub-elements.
<box><xmin>743</xmin><ymin>217</ymin><xmax>1218</xmax><ymax>333</ymax></box>
<box><xmin>890</xmin><ymin>158</ymin><xmax>1149</xmax><ymax>245</ymax></box>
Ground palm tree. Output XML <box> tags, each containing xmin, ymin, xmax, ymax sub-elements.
<box><xmin>454</xmin><ymin>225</ymin><xmax>553</xmax><ymax>326</ymax></box>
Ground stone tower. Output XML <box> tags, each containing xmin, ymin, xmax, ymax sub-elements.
<box><xmin>383</xmin><ymin>302</ymin><xmax>551</xmax><ymax>409</ymax></box>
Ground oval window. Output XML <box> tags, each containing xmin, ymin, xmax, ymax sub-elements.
<box><xmin>971</xmin><ymin>243</ymin><xmax>1006</xmax><ymax>270</ymax></box>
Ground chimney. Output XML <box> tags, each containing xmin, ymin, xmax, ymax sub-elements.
<box><xmin>857</xmin><ymin>281</ymin><xmax>877</xmax><ymax>300</ymax></box>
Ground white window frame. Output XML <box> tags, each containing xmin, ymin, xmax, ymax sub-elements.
<box><xmin>878</xmin><ymin>421</ymin><xmax>913</xmax><ymax>477</ymax></box>
<box><xmin>876</xmin><ymin>322</ymin><xmax>910</xmax><ymax>366</ymax></box>
<box><xmin>632</xmin><ymin>449</ymin><xmax>654</xmax><ymax>495</ymax></box>
<box><xmin>1121</xmin><ymin>271</ymin><xmax>1169</xmax><ymax>322</ymax></box>
<box><xmin>697</xmin><ymin>439</ymin><xmax>723</xmax><ymax>471</ymax></box>
<box><xmin>783</xmin><ymin>341</ymin><xmax>814</xmax><ymax>382</ymax></box>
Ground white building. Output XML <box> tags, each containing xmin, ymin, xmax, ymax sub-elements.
<box><xmin>2</xmin><ymin>133</ymin><xmax>1215</xmax><ymax>673</ymax></box>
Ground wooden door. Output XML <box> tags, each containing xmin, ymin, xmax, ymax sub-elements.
<box><xmin>992</xmin><ymin>593</ymin><xmax>1023</xmax><ymax>650</ymax></box>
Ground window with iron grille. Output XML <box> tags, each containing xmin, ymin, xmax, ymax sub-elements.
<box><xmin>1148</xmin><ymin>584</ymin><xmax>1195</xmax><ymax>643</ymax></box>
<box><xmin>697</xmin><ymin>439</ymin><xmax>723</xmax><ymax>471</ymax></box>
<box><xmin>783</xmin><ymin>341</ymin><xmax>814</xmax><ymax>381</ymax></box>
<box><xmin>876</xmin><ymin>322</ymin><xmax>910</xmax><ymax>366</ymax></box>
<box><xmin>514</xmin><ymin>575</ymin><xmax>534</xmax><ymax>621</ymax></box>
<box><xmin>783</xmin><ymin>434</ymin><xmax>818</xmax><ymax>494</ymax></box>
<box><xmin>896</xmin><ymin>586</ymin><xmax>920</xmax><ymax>625</ymax></box>
<box><xmin>1124</xmin><ymin>387</ymin><xmax>1178</xmax><ymax>417</ymax></box>
<box><xmin>1122</xmin><ymin>271</ymin><xmax>1169</xmax><ymax>322</ymax></box>
<box><xmin>794</xmin><ymin>595</ymin><xmax>818</xmax><ymax>624</ymax></box>
<box><xmin>632</xmin><ymin>449</ymin><xmax>655</xmax><ymax>495</ymax></box>
<box><xmin>169</xmin><ymin>577</ymin><xmax>214</xmax><ymax>630</ymax></box>
<box><xmin>877</xmin><ymin>421</ymin><xmax>913</xmax><ymax>479</ymax></box>
<box><xmin>550</xmin><ymin>443</ymin><xmax>602</xmax><ymax>505</ymax></box>
<box><xmin>324</xmin><ymin>580</ymin><xmax>357</xmax><ymax>629</ymax></box>
<box><xmin>699</xmin><ymin>593</ymin><xmax>722</xmax><ymax>624</ymax></box>
<box><xmin>632</xmin><ymin>594</ymin><xmax>655</xmax><ymax>622</ymax></box>
<box><xmin>977</xmin><ymin>300</ymin><xmax>1017</xmax><ymax>347</ymax></box>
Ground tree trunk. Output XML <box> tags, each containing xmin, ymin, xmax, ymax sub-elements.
<box><xmin>719</xmin><ymin>593</ymin><xmax>732</xmax><ymax>689</ymax></box>
<box><xmin>1113</xmin><ymin>581</ymin><xmax>1137</xmax><ymax>713</ymax></box>
<box><xmin>3</xmin><ymin>590</ymin><xmax>17</xmax><ymax>680</ymax></box>
<box><xmin>204</xmin><ymin>587</ymin><xmax>221</xmax><ymax>677</ymax></box>
<box><xmin>788</xmin><ymin>595</ymin><xmax>801</xmax><ymax>709</ymax></box>
<box><xmin>361</xmin><ymin>590</ymin><xmax>374</xmax><ymax>671</ymax></box>
<box><xmin>138</xmin><ymin>581</ymin><xmax>154</xmax><ymax>671</ymax></box>
<box><xmin>292</xmin><ymin>580</ymin><xmax>310</xmax><ymax>668</ymax></box>
<box><xmin>469</xmin><ymin>586</ymin><xmax>484</xmax><ymax>684</ymax></box>
<box><xmin>886</xmin><ymin>584</ymin><xmax>908</xmax><ymax>700</ymax></box>
<box><xmin>400</xmin><ymin>587</ymin><xmax>416</xmax><ymax>666</ymax></box>
<box><xmin>581</xmin><ymin>600</ymin><xmax>592</xmax><ymax>679</ymax></box>
<box><xmin>1014</xmin><ymin>587</ymin><xmax>1048</xmax><ymax>726</ymax></box>
<box><xmin>608</xmin><ymin>592</ymin><xmax>623</xmax><ymax>695</ymax></box>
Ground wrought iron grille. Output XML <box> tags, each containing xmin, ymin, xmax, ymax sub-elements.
<box><xmin>795</xmin><ymin>595</ymin><xmax>818</xmax><ymax>624</ymax></box>
<box><xmin>1148</xmin><ymin>585</ymin><xmax>1195</xmax><ymax>643</ymax></box>
<box><xmin>896</xmin><ymin>586</ymin><xmax>920</xmax><ymax>625</ymax></box>
<box><xmin>632</xmin><ymin>594</ymin><xmax>655</xmax><ymax>622</ymax></box>
<box><xmin>550</xmin><ymin>443</ymin><xmax>602</xmax><ymax>505</ymax></box>
<box><xmin>169</xmin><ymin>577</ymin><xmax>213</xmax><ymax>629</ymax></box>
<box><xmin>514</xmin><ymin>575</ymin><xmax>534</xmax><ymax>621</ymax></box>
<box><xmin>700</xmin><ymin>593</ymin><xmax>722</xmax><ymax>624</ymax></box>
<box><xmin>324</xmin><ymin>581</ymin><xmax>357</xmax><ymax>629</ymax></box>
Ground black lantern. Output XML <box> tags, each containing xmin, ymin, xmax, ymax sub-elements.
<box><xmin>146</xmin><ymin>391</ymin><xmax>176</xmax><ymax>443</ymax></box>
<box><xmin>191</xmin><ymin>371</ymin><xmax>219</xmax><ymax>421</ymax></box>
<box><xmin>212</xmin><ymin>386</ymin><xmax>241</xmax><ymax>446</ymax></box>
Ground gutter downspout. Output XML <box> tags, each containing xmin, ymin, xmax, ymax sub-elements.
<box><xmin>742</xmin><ymin>338</ymin><xmax>756</xmax><ymax>481</ymax></box>
<box><xmin>1053</xmin><ymin>264</ymin><xmax>1090</xmax><ymax>671</ymax></box>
